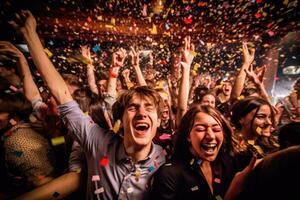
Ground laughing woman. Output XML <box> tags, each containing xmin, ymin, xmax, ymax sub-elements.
<box><xmin>150</xmin><ymin>105</ymin><xmax>243</xmax><ymax>200</ymax></box>
<box><xmin>230</xmin><ymin>96</ymin><xmax>279</xmax><ymax>158</ymax></box>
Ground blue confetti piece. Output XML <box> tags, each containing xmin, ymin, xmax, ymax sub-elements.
<box><xmin>48</xmin><ymin>40</ymin><xmax>54</xmax><ymax>45</ymax></box>
<box><xmin>14</xmin><ymin>151</ymin><xmax>23</xmax><ymax>157</ymax></box>
<box><xmin>148</xmin><ymin>165</ymin><xmax>155</xmax><ymax>172</ymax></box>
<box><xmin>92</xmin><ymin>45</ymin><xmax>101</xmax><ymax>53</ymax></box>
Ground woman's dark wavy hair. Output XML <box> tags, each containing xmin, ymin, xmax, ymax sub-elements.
<box><xmin>173</xmin><ymin>105</ymin><xmax>237</xmax><ymax>161</ymax></box>
<box><xmin>230</xmin><ymin>96</ymin><xmax>275</xmax><ymax>130</ymax></box>
<box><xmin>0</xmin><ymin>92</ymin><xmax>32</xmax><ymax>120</ymax></box>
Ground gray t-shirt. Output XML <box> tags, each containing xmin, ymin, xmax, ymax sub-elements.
<box><xmin>58</xmin><ymin>101</ymin><xmax>165</xmax><ymax>200</ymax></box>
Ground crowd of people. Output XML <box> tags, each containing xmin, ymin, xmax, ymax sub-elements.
<box><xmin>0</xmin><ymin>10</ymin><xmax>300</xmax><ymax>200</ymax></box>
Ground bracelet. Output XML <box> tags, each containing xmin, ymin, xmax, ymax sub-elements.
<box><xmin>109</xmin><ymin>67</ymin><xmax>119</xmax><ymax>78</ymax></box>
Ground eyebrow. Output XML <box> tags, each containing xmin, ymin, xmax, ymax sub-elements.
<box><xmin>194</xmin><ymin>123</ymin><xmax>221</xmax><ymax>127</ymax></box>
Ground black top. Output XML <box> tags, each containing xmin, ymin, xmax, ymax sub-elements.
<box><xmin>236</xmin><ymin>145</ymin><xmax>300</xmax><ymax>200</ymax></box>
<box><xmin>150</xmin><ymin>151</ymin><xmax>246</xmax><ymax>200</ymax></box>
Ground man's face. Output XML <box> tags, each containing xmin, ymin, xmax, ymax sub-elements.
<box><xmin>0</xmin><ymin>112</ymin><xmax>10</xmax><ymax>131</ymax></box>
<box><xmin>122</xmin><ymin>94</ymin><xmax>160</xmax><ymax>151</ymax></box>
<box><xmin>222</xmin><ymin>82</ymin><xmax>232</xmax><ymax>96</ymax></box>
<box><xmin>97</xmin><ymin>79</ymin><xmax>107</xmax><ymax>95</ymax></box>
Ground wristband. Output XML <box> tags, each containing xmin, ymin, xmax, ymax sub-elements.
<box><xmin>109</xmin><ymin>66</ymin><xmax>119</xmax><ymax>78</ymax></box>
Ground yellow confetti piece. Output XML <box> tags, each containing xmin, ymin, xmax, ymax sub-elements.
<box><xmin>237</xmin><ymin>95</ymin><xmax>245</xmax><ymax>100</ymax></box>
<box><xmin>84</xmin><ymin>112</ymin><xmax>89</xmax><ymax>116</ymax></box>
<box><xmin>253</xmin><ymin>145</ymin><xmax>264</xmax><ymax>155</ymax></box>
<box><xmin>113</xmin><ymin>120</ymin><xmax>121</xmax><ymax>134</ymax></box>
<box><xmin>283</xmin><ymin>0</ymin><xmax>289</xmax><ymax>5</ymax></box>
<box><xmin>51</xmin><ymin>136</ymin><xmax>65</xmax><ymax>146</ymax></box>
<box><xmin>150</xmin><ymin>24</ymin><xmax>157</xmax><ymax>34</ymax></box>
<box><xmin>44</xmin><ymin>48</ymin><xmax>53</xmax><ymax>58</ymax></box>
<box><xmin>75</xmin><ymin>168</ymin><xmax>81</xmax><ymax>173</ymax></box>
<box><xmin>256</xmin><ymin>127</ymin><xmax>262</xmax><ymax>135</ymax></box>
<box><xmin>97</xmin><ymin>15</ymin><xmax>103</xmax><ymax>21</ymax></box>
<box><xmin>247</xmin><ymin>140</ymin><xmax>255</xmax><ymax>145</ymax></box>
<box><xmin>190</xmin><ymin>158</ymin><xmax>195</xmax><ymax>165</ymax></box>
<box><xmin>105</xmin><ymin>24</ymin><xmax>114</xmax><ymax>29</ymax></box>
<box><xmin>189</xmin><ymin>50</ymin><xmax>197</xmax><ymax>57</ymax></box>
<box><xmin>193</xmin><ymin>63</ymin><xmax>200</xmax><ymax>70</ymax></box>
<box><xmin>216</xmin><ymin>195</ymin><xmax>223</xmax><ymax>200</ymax></box>
<box><xmin>111</xmin><ymin>17</ymin><xmax>116</xmax><ymax>26</ymax></box>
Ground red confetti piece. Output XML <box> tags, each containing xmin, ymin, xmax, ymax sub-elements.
<box><xmin>255</xmin><ymin>12</ymin><xmax>261</xmax><ymax>19</ymax></box>
<box><xmin>184</xmin><ymin>16</ymin><xmax>193</xmax><ymax>24</ymax></box>
<box><xmin>159</xmin><ymin>133</ymin><xmax>171</xmax><ymax>140</ymax></box>
<box><xmin>100</xmin><ymin>156</ymin><xmax>109</xmax><ymax>167</ymax></box>
<box><xmin>268</xmin><ymin>31</ymin><xmax>275</xmax><ymax>36</ymax></box>
<box><xmin>214</xmin><ymin>177</ymin><xmax>221</xmax><ymax>183</ymax></box>
<box><xmin>87</xmin><ymin>16</ymin><xmax>92</xmax><ymax>22</ymax></box>
<box><xmin>198</xmin><ymin>2</ymin><xmax>207</xmax><ymax>7</ymax></box>
<box><xmin>256</xmin><ymin>0</ymin><xmax>263</xmax><ymax>3</ymax></box>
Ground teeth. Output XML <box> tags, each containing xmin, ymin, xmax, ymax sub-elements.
<box><xmin>202</xmin><ymin>143</ymin><xmax>216</xmax><ymax>148</ymax></box>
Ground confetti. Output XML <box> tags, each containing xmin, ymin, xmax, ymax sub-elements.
<box><xmin>51</xmin><ymin>136</ymin><xmax>65</xmax><ymax>146</ymax></box>
<box><xmin>127</xmin><ymin>187</ymin><xmax>134</xmax><ymax>193</ymax></box>
<box><xmin>214</xmin><ymin>178</ymin><xmax>221</xmax><ymax>183</ymax></box>
<box><xmin>94</xmin><ymin>187</ymin><xmax>104</xmax><ymax>194</ymax></box>
<box><xmin>92</xmin><ymin>175</ymin><xmax>100</xmax><ymax>181</ymax></box>
<box><xmin>113</xmin><ymin>120</ymin><xmax>121</xmax><ymax>134</ymax></box>
<box><xmin>191</xmin><ymin>186</ymin><xmax>199</xmax><ymax>191</ymax></box>
<box><xmin>256</xmin><ymin>127</ymin><xmax>262</xmax><ymax>135</ymax></box>
<box><xmin>100</xmin><ymin>156</ymin><xmax>109</xmax><ymax>167</ymax></box>
<box><xmin>44</xmin><ymin>48</ymin><xmax>53</xmax><ymax>58</ymax></box>
<box><xmin>148</xmin><ymin>166</ymin><xmax>155</xmax><ymax>172</ymax></box>
<box><xmin>13</xmin><ymin>151</ymin><xmax>23</xmax><ymax>157</ymax></box>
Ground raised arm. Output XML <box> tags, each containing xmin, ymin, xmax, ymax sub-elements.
<box><xmin>231</xmin><ymin>42</ymin><xmax>255</xmax><ymax>100</ymax></box>
<box><xmin>176</xmin><ymin>36</ymin><xmax>195</xmax><ymax>124</ymax></box>
<box><xmin>129</xmin><ymin>46</ymin><xmax>147</xmax><ymax>86</ymax></box>
<box><xmin>81</xmin><ymin>45</ymin><xmax>99</xmax><ymax>95</ymax></box>
<box><xmin>9</xmin><ymin>10</ymin><xmax>72</xmax><ymax>104</ymax></box>
<box><xmin>107</xmin><ymin>48</ymin><xmax>126</xmax><ymax>95</ymax></box>
<box><xmin>0</xmin><ymin>41</ymin><xmax>41</xmax><ymax>101</ymax></box>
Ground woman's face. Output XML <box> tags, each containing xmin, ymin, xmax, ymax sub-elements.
<box><xmin>241</xmin><ymin>104</ymin><xmax>273</xmax><ymax>137</ymax></box>
<box><xmin>188</xmin><ymin>112</ymin><xmax>224</xmax><ymax>162</ymax></box>
<box><xmin>200</xmin><ymin>94</ymin><xmax>215</xmax><ymax>107</ymax></box>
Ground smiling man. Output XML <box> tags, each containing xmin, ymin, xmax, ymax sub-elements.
<box><xmin>10</xmin><ymin>10</ymin><xmax>165</xmax><ymax>200</ymax></box>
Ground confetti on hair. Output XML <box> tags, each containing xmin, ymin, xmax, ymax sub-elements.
<box><xmin>148</xmin><ymin>165</ymin><xmax>155</xmax><ymax>172</ymax></box>
<box><xmin>113</xmin><ymin>120</ymin><xmax>121</xmax><ymax>133</ymax></box>
<box><xmin>256</xmin><ymin>127</ymin><xmax>262</xmax><ymax>135</ymax></box>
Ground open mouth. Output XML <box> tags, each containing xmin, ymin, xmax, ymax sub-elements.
<box><xmin>134</xmin><ymin>122</ymin><xmax>150</xmax><ymax>134</ymax></box>
<box><xmin>200</xmin><ymin>143</ymin><xmax>217</xmax><ymax>153</ymax></box>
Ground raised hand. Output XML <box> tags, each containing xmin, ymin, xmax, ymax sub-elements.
<box><xmin>9</xmin><ymin>10</ymin><xmax>37</xmax><ymax>36</ymax></box>
<box><xmin>242</xmin><ymin>41</ymin><xmax>255</xmax><ymax>65</ymax></box>
<box><xmin>0</xmin><ymin>41</ymin><xmax>25</xmax><ymax>61</ymax></box>
<box><xmin>245</xmin><ymin>65</ymin><xmax>261</xmax><ymax>86</ymax></box>
<box><xmin>129</xmin><ymin>46</ymin><xmax>139</xmax><ymax>67</ymax></box>
<box><xmin>80</xmin><ymin>45</ymin><xmax>93</xmax><ymax>65</ymax></box>
<box><xmin>112</xmin><ymin>48</ymin><xmax>126</xmax><ymax>68</ymax></box>
<box><xmin>180</xmin><ymin>36</ymin><xmax>195</xmax><ymax>69</ymax></box>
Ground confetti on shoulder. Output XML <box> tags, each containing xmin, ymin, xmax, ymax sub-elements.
<box><xmin>51</xmin><ymin>136</ymin><xmax>65</xmax><ymax>146</ymax></box>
